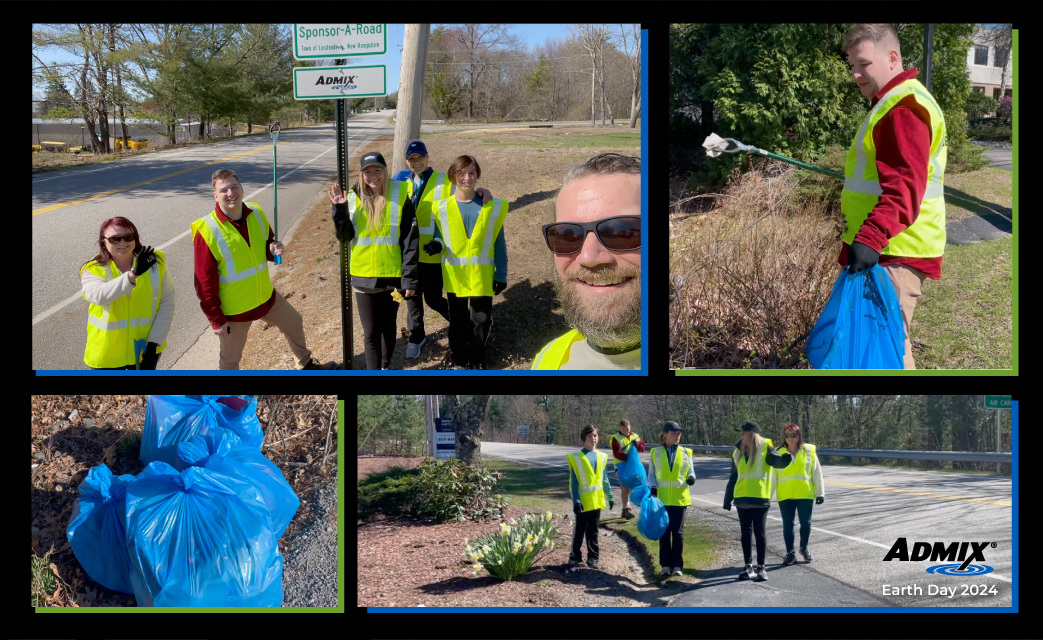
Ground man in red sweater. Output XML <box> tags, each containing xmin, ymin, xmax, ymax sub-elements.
<box><xmin>840</xmin><ymin>24</ymin><xmax>947</xmax><ymax>369</ymax></box>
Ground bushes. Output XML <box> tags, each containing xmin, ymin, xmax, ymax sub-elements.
<box><xmin>464</xmin><ymin>512</ymin><xmax>558</xmax><ymax>581</ymax></box>
<box><xmin>357</xmin><ymin>458</ymin><xmax>507</xmax><ymax>523</ymax></box>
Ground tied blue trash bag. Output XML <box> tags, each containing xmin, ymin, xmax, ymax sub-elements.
<box><xmin>617</xmin><ymin>444</ymin><xmax>647</xmax><ymax>489</ymax></box>
<box><xmin>177</xmin><ymin>431</ymin><xmax>300</xmax><ymax>539</ymax></box>
<box><xmin>66</xmin><ymin>464</ymin><xmax>136</xmax><ymax>594</ymax></box>
<box><xmin>124</xmin><ymin>461</ymin><xmax>284</xmax><ymax>607</ymax></box>
<box><xmin>806</xmin><ymin>265</ymin><xmax>905</xmax><ymax>369</ymax></box>
<box><xmin>629</xmin><ymin>483</ymin><xmax>649</xmax><ymax>505</ymax></box>
<box><xmin>637</xmin><ymin>495</ymin><xmax>670</xmax><ymax>540</ymax></box>
<box><xmin>141</xmin><ymin>395</ymin><xmax>263</xmax><ymax>470</ymax></box>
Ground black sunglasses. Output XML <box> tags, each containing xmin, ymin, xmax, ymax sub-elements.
<box><xmin>541</xmin><ymin>215</ymin><xmax>641</xmax><ymax>255</ymax></box>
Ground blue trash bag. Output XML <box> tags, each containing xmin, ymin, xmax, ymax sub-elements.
<box><xmin>617</xmin><ymin>444</ymin><xmax>647</xmax><ymax>489</ymax></box>
<box><xmin>637</xmin><ymin>495</ymin><xmax>670</xmax><ymax>540</ymax></box>
<box><xmin>124</xmin><ymin>461</ymin><xmax>284</xmax><ymax>607</ymax></box>
<box><xmin>629</xmin><ymin>483</ymin><xmax>649</xmax><ymax>505</ymax></box>
<box><xmin>806</xmin><ymin>266</ymin><xmax>905</xmax><ymax>369</ymax></box>
<box><xmin>177</xmin><ymin>431</ymin><xmax>300</xmax><ymax>539</ymax></box>
<box><xmin>66</xmin><ymin>464</ymin><xmax>136</xmax><ymax>594</ymax></box>
<box><xmin>141</xmin><ymin>395</ymin><xmax>263</xmax><ymax>470</ymax></box>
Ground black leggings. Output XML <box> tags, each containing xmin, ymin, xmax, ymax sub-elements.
<box><xmin>354</xmin><ymin>290</ymin><xmax>400</xmax><ymax>369</ymax></box>
<box><xmin>737</xmin><ymin>506</ymin><xmax>769</xmax><ymax>566</ymax></box>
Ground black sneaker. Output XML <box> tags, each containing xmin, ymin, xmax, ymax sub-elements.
<box><xmin>586</xmin><ymin>558</ymin><xmax>599</xmax><ymax>570</ymax></box>
<box><xmin>754</xmin><ymin>565</ymin><xmax>767</xmax><ymax>581</ymax></box>
<box><xmin>300</xmin><ymin>358</ymin><xmax>339</xmax><ymax>370</ymax></box>
<box><xmin>737</xmin><ymin>564</ymin><xmax>753</xmax><ymax>580</ymax></box>
<box><xmin>800</xmin><ymin>546</ymin><xmax>813</xmax><ymax>563</ymax></box>
<box><xmin>782</xmin><ymin>552</ymin><xmax>796</xmax><ymax>566</ymax></box>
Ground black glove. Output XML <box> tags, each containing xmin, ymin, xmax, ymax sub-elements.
<box><xmin>573</xmin><ymin>502</ymin><xmax>582</xmax><ymax>515</ymax></box>
<box><xmin>723</xmin><ymin>501</ymin><xmax>732</xmax><ymax>511</ymax></box>
<box><xmin>609</xmin><ymin>499</ymin><xmax>614</xmax><ymax>511</ymax></box>
<box><xmin>132</xmin><ymin>246</ymin><xmax>156</xmax><ymax>276</ymax></box>
<box><xmin>686</xmin><ymin>476</ymin><xmax>695</xmax><ymax>486</ymax></box>
<box><xmin>650</xmin><ymin>487</ymin><xmax>657</xmax><ymax>498</ymax></box>
<box><xmin>423</xmin><ymin>240</ymin><xmax>442</xmax><ymax>256</ymax></box>
<box><xmin>848</xmin><ymin>241</ymin><xmax>880</xmax><ymax>274</ymax></box>
<box><xmin>816</xmin><ymin>496</ymin><xmax>824</xmax><ymax>505</ymax></box>
<box><xmin>139</xmin><ymin>342</ymin><xmax>160</xmax><ymax>369</ymax></box>
<box><xmin>493</xmin><ymin>280</ymin><xmax>506</xmax><ymax>295</ymax></box>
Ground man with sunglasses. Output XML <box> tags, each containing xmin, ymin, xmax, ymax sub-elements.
<box><xmin>532</xmin><ymin>153</ymin><xmax>641</xmax><ymax>370</ymax></box>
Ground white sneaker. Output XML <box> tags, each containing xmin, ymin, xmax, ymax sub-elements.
<box><xmin>661</xmin><ymin>566</ymin><xmax>673</xmax><ymax>576</ymax></box>
<box><xmin>406</xmin><ymin>336</ymin><xmax>427</xmax><ymax>359</ymax></box>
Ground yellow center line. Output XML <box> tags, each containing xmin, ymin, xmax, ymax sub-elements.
<box><xmin>828</xmin><ymin>480</ymin><xmax>1011</xmax><ymax>507</ymax></box>
<box><xmin>32</xmin><ymin>141</ymin><xmax>292</xmax><ymax>217</ymax></box>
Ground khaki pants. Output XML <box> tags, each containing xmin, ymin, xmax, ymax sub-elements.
<box><xmin>217</xmin><ymin>291</ymin><xmax>312</xmax><ymax>370</ymax></box>
<box><xmin>881</xmin><ymin>264</ymin><xmax>927</xmax><ymax>370</ymax></box>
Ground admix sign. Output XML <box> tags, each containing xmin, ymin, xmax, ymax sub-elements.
<box><xmin>292</xmin><ymin>23</ymin><xmax>387</xmax><ymax>59</ymax></box>
<box><xmin>292</xmin><ymin>65</ymin><xmax>386</xmax><ymax>101</ymax></box>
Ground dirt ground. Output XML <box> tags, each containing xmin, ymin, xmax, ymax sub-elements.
<box><xmin>240</xmin><ymin>126</ymin><xmax>640</xmax><ymax>370</ymax></box>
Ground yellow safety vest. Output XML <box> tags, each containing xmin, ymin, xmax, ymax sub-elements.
<box><xmin>841</xmin><ymin>77</ymin><xmax>947</xmax><ymax>257</ymax></box>
<box><xmin>568</xmin><ymin>450</ymin><xmax>607</xmax><ymax>512</ymax></box>
<box><xmin>775</xmin><ymin>444</ymin><xmax>818</xmax><ymax>501</ymax></box>
<box><xmin>190</xmin><ymin>204</ymin><xmax>274</xmax><ymax>316</ymax></box>
<box><xmin>434</xmin><ymin>196</ymin><xmax>508</xmax><ymax>297</ymax></box>
<box><xmin>348</xmin><ymin>180</ymin><xmax>410</xmax><ymax>277</ymax></box>
<box><xmin>82</xmin><ymin>251</ymin><xmax>168</xmax><ymax>368</ymax></box>
<box><xmin>608</xmin><ymin>432</ymin><xmax>640</xmax><ymax>468</ymax></box>
<box><xmin>531</xmin><ymin>329</ymin><xmax>585</xmax><ymax>370</ymax></box>
<box><xmin>653</xmin><ymin>445</ymin><xmax>692</xmax><ymax>506</ymax></box>
<box><xmin>413</xmin><ymin>171</ymin><xmax>453</xmax><ymax>264</ymax></box>
<box><xmin>732</xmin><ymin>438</ymin><xmax>774</xmax><ymax>500</ymax></box>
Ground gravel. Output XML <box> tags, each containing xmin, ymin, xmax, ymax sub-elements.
<box><xmin>281</xmin><ymin>468</ymin><xmax>339</xmax><ymax>607</ymax></box>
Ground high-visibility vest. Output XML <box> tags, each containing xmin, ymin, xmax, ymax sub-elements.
<box><xmin>653</xmin><ymin>445</ymin><xmax>692</xmax><ymax>506</ymax></box>
<box><xmin>732</xmin><ymin>438</ymin><xmax>775</xmax><ymax>500</ymax></box>
<box><xmin>775</xmin><ymin>443</ymin><xmax>818</xmax><ymax>501</ymax></box>
<box><xmin>841</xmin><ymin>77</ymin><xmax>947</xmax><ymax>258</ymax></box>
<box><xmin>608</xmin><ymin>432</ymin><xmax>640</xmax><ymax>468</ymax></box>
<box><xmin>434</xmin><ymin>196</ymin><xmax>508</xmax><ymax>297</ymax></box>
<box><xmin>413</xmin><ymin>171</ymin><xmax>453</xmax><ymax>264</ymax></box>
<box><xmin>82</xmin><ymin>251</ymin><xmax>168</xmax><ymax>368</ymax></box>
<box><xmin>531</xmin><ymin>329</ymin><xmax>585</xmax><ymax>370</ymax></box>
<box><xmin>567</xmin><ymin>450</ymin><xmax>607</xmax><ymax>512</ymax></box>
<box><xmin>190</xmin><ymin>204</ymin><xmax>274</xmax><ymax>316</ymax></box>
<box><xmin>347</xmin><ymin>180</ymin><xmax>410</xmax><ymax>278</ymax></box>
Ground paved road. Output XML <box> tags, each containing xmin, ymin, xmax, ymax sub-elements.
<box><xmin>482</xmin><ymin>442</ymin><xmax>1013</xmax><ymax>608</ymax></box>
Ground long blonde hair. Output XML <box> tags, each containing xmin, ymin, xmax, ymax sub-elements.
<box><xmin>739</xmin><ymin>431</ymin><xmax>763</xmax><ymax>461</ymax></box>
<box><xmin>357</xmin><ymin>168</ymin><xmax>388</xmax><ymax>234</ymax></box>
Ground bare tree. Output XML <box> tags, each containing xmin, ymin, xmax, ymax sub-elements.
<box><xmin>618</xmin><ymin>24</ymin><xmax>641</xmax><ymax>129</ymax></box>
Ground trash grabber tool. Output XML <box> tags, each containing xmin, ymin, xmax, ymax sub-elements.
<box><xmin>270</xmin><ymin>123</ymin><xmax>282</xmax><ymax>265</ymax></box>
<box><xmin>702</xmin><ymin>132</ymin><xmax>844</xmax><ymax>179</ymax></box>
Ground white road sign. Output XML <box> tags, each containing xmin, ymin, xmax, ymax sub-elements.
<box><xmin>293</xmin><ymin>24</ymin><xmax>387</xmax><ymax>60</ymax></box>
<box><xmin>293</xmin><ymin>65</ymin><xmax>386</xmax><ymax>101</ymax></box>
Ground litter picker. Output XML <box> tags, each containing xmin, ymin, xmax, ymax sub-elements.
<box><xmin>702</xmin><ymin>133</ymin><xmax>844</xmax><ymax>179</ymax></box>
<box><xmin>269</xmin><ymin>123</ymin><xmax>282</xmax><ymax>265</ymax></box>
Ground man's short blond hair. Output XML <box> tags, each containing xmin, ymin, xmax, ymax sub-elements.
<box><xmin>212</xmin><ymin>168</ymin><xmax>240</xmax><ymax>190</ymax></box>
<box><xmin>842</xmin><ymin>23</ymin><xmax>901</xmax><ymax>58</ymax></box>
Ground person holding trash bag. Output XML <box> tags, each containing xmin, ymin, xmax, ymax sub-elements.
<box><xmin>80</xmin><ymin>217</ymin><xmax>174</xmax><ymax>369</ymax></box>
<box><xmin>723</xmin><ymin>421</ymin><xmax>792</xmax><ymax>582</ymax></box>
<box><xmin>774</xmin><ymin>423</ymin><xmax>824</xmax><ymax>566</ymax></box>
<box><xmin>839</xmin><ymin>24</ymin><xmax>948</xmax><ymax>369</ymax></box>
<box><xmin>193</xmin><ymin>169</ymin><xmax>336</xmax><ymax>370</ymax></box>
<box><xmin>567</xmin><ymin>425</ymin><xmax>612</xmax><ymax>570</ymax></box>
<box><xmin>331</xmin><ymin>152</ymin><xmax>419</xmax><ymax>370</ymax></box>
<box><xmin>648</xmin><ymin>421</ymin><xmax>695</xmax><ymax>577</ymax></box>
<box><xmin>609</xmin><ymin>419</ymin><xmax>644</xmax><ymax>519</ymax></box>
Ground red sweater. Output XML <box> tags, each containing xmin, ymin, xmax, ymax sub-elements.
<box><xmin>838</xmin><ymin>67</ymin><xmax>943</xmax><ymax>280</ymax></box>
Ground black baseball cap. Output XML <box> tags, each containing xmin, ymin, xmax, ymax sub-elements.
<box><xmin>360</xmin><ymin>151</ymin><xmax>387</xmax><ymax>170</ymax></box>
<box><xmin>737</xmin><ymin>421</ymin><xmax>762</xmax><ymax>434</ymax></box>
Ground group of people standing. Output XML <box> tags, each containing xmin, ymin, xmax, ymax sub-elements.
<box><xmin>566</xmin><ymin>420</ymin><xmax>824</xmax><ymax>581</ymax></box>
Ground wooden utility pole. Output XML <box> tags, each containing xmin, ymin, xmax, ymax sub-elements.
<box><xmin>393</xmin><ymin>24</ymin><xmax>430</xmax><ymax>174</ymax></box>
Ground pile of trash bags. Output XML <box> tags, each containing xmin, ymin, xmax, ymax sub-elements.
<box><xmin>67</xmin><ymin>395</ymin><xmax>299</xmax><ymax>607</ymax></box>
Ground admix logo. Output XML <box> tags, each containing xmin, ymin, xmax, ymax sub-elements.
<box><xmin>883</xmin><ymin>538</ymin><xmax>996</xmax><ymax>575</ymax></box>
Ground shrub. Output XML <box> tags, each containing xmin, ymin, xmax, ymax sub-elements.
<box><xmin>415</xmin><ymin>458</ymin><xmax>507</xmax><ymax>523</ymax></box>
<box><xmin>357</xmin><ymin>466</ymin><xmax>421</xmax><ymax>521</ymax></box>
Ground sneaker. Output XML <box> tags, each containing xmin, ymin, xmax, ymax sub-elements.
<box><xmin>622</xmin><ymin>506</ymin><xmax>636</xmax><ymax>520</ymax></box>
<box><xmin>406</xmin><ymin>337</ymin><xmax>427</xmax><ymax>359</ymax></box>
<box><xmin>754</xmin><ymin>565</ymin><xmax>767</xmax><ymax>581</ymax></box>
<box><xmin>800</xmin><ymin>546</ymin><xmax>813</xmax><ymax>563</ymax></box>
<box><xmin>300</xmin><ymin>358</ymin><xmax>339</xmax><ymax>370</ymax></box>
<box><xmin>569</xmin><ymin>557</ymin><xmax>583</xmax><ymax>567</ymax></box>
<box><xmin>586</xmin><ymin>558</ymin><xmax>599</xmax><ymax>570</ymax></box>
<box><xmin>737</xmin><ymin>564</ymin><xmax>753</xmax><ymax>581</ymax></box>
<box><xmin>782</xmin><ymin>552</ymin><xmax>796</xmax><ymax>566</ymax></box>
<box><xmin>661</xmin><ymin>566</ymin><xmax>673</xmax><ymax>576</ymax></box>
<box><xmin>672</xmin><ymin>567</ymin><xmax>683</xmax><ymax>576</ymax></box>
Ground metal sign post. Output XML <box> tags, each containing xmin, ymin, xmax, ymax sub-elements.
<box><xmin>337</xmin><ymin>97</ymin><xmax>352</xmax><ymax>368</ymax></box>
<box><xmin>269</xmin><ymin>123</ymin><xmax>282</xmax><ymax>265</ymax></box>
<box><xmin>984</xmin><ymin>395</ymin><xmax>1012</xmax><ymax>473</ymax></box>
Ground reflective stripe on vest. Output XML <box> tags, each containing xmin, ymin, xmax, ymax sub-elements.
<box><xmin>82</xmin><ymin>251</ymin><xmax>168</xmax><ymax>368</ymax></box>
<box><xmin>435</xmin><ymin>196</ymin><xmax>508</xmax><ymax>296</ymax></box>
<box><xmin>190</xmin><ymin>204</ymin><xmax>274</xmax><ymax>316</ymax></box>
<box><xmin>654</xmin><ymin>446</ymin><xmax>692</xmax><ymax>506</ymax></box>
<box><xmin>776</xmin><ymin>443</ymin><xmax>817</xmax><ymax>501</ymax></box>
<box><xmin>608</xmin><ymin>432</ymin><xmax>640</xmax><ymax>468</ymax></box>
<box><xmin>841</xmin><ymin>78</ymin><xmax>947</xmax><ymax>258</ymax></box>
<box><xmin>348</xmin><ymin>181</ymin><xmax>408</xmax><ymax>278</ymax></box>
<box><xmin>531</xmin><ymin>329</ymin><xmax>585</xmax><ymax>370</ymax></box>
<box><xmin>732</xmin><ymin>438</ymin><xmax>774</xmax><ymax>500</ymax></box>
<box><xmin>568</xmin><ymin>450</ymin><xmax>607</xmax><ymax>512</ymax></box>
<box><xmin>415</xmin><ymin>171</ymin><xmax>453</xmax><ymax>264</ymax></box>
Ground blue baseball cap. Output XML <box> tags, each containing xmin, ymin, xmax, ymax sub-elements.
<box><xmin>405</xmin><ymin>139</ymin><xmax>428</xmax><ymax>158</ymax></box>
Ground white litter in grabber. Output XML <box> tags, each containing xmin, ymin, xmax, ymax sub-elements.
<box><xmin>701</xmin><ymin>132</ymin><xmax>844</xmax><ymax>179</ymax></box>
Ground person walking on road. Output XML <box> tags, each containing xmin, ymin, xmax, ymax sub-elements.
<box><xmin>723</xmin><ymin>421</ymin><xmax>792</xmax><ymax>582</ymax></box>
<box><xmin>774</xmin><ymin>423</ymin><xmax>824</xmax><ymax>565</ymax></box>
<box><xmin>609</xmin><ymin>419</ymin><xmax>644</xmax><ymax>519</ymax></box>
<box><xmin>649</xmin><ymin>421</ymin><xmax>695</xmax><ymax>577</ymax></box>
<box><xmin>567</xmin><ymin>425</ymin><xmax>613</xmax><ymax>570</ymax></box>
<box><xmin>80</xmin><ymin>217</ymin><xmax>174</xmax><ymax>369</ymax></box>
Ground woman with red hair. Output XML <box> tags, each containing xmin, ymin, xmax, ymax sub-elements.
<box><xmin>775</xmin><ymin>423</ymin><xmax>825</xmax><ymax>565</ymax></box>
<box><xmin>79</xmin><ymin>217</ymin><xmax>174</xmax><ymax>369</ymax></box>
